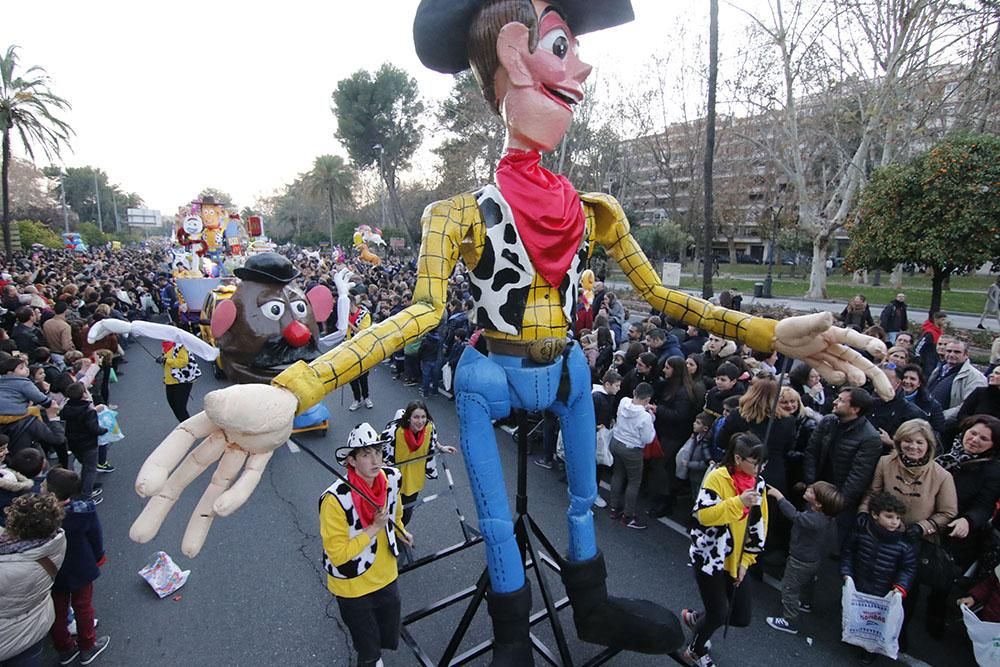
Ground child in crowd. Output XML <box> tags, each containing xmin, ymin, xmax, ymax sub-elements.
<box><xmin>709</xmin><ymin>396</ymin><xmax>741</xmax><ymax>462</ymax></box>
<box><xmin>44</xmin><ymin>467</ymin><xmax>110</xmax><ymax>665</ymax></box>
<box><xmin>0</xmin><ymin>355</ymin><xmax>52</xmax><ymax>425</ymax></box>
<box><xmin>958</xmin><ymin>563</ymin><xmax>1000</xmax><ymax>623</ymax></box>
<box><xmin>0</xmin><ymin>436</ymin><xmax>33</xmax><ymax>525</ymax></box>
<box><xmin>608</xmin><ymin>382</ymin><xmax>656</xmax><ymax>530</ymax></box>
<box><xmin>61</xmin><ymin>382</ymin><xmax>107</xmax><ymax>505</ymax></box>
<box><xmin>704</xmin><ymin>362</ymin><xmax>743</xmax><ymax>416</ymax></box>
<box><xmin>592</xmin><ymin>370</ymin><xmax>622</xmax><ymax>510</ymax></box>
<box><xmin>841</xmin><ymin>491</ymin><xmax>917</xmax><ymax>664</ymax></box>
<box><xmin>765</xmin><ymin>481</ymin><xmax>845</xmax><ymax>634</ymax></box>
<box><xmin>680</xmin><ymin>412</ymin><xmax>717</xmax><ymax>496</ymax></box>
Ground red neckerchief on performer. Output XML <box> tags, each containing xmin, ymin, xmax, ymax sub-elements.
<box><xmin>403</xmin><ymin>426</ymin><xmax>427</xmax><ymax>453</ymax></box>
<box><xmin>730</xmin><ymin>468</ymin><xmax>756</xmax><ymax>518</ymax></box>
<box><xmin>495</xmin><ymin>149</ymin><xmax>585</xmax><ymax>289</ymax></box>
<box><xmin>346</xmin><ymin>466</ymin><xmax>387</xmax><ymax>529</ymax></box>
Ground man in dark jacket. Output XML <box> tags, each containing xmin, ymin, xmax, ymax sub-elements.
<box><xmin>44</xmin><ymin>467</ymin><xmax>111</xmax><ymax>665</ymax></box>
<box><xmin>868</xmin><ymin>366</ymin><xmax>926</xmax><ymax>451</ymax></box>
<box><xmin>879</xmin><ymin>293</ymin><xmax>909</xmax><ymax>343</ymax></box>
<box><xmin>10</xmin><ymin>307</ymin><xmax>45</xmax><ymax>358</ymax></box>
<box><xmin>804</xmin><ymin>387</ymin><xmax>882</xmax><ymax>543</ymax></box>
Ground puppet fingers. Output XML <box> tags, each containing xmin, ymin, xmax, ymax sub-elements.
<box><xmin>804</xmin><ymin>355</ymin><xmax>847</xmax><ymax>387</ymax></box>
<box><xmin>824</xmin><ymin>325</ymin><xmax>888</xmax><ymax>359</ymax></box>
<box><xmin>181</xmin><ymin>445</ymin><xmax>249</xmax><ymax>558</ymax></box>
<box><xmin>129</xmin><ymin>432</ymin><xmax>227</xmax><ymax>544</ymax></box>
<box><xmin>812</xmin><ymin>349</ymin><xmax>868</xmax><ymax>387</ymax></box>
<box><xmin>213</xmin><ymin>450</ymin><xmax>274</xmax><ymax>517</ymax></box>
<box><xmin>135</xmin><ymin>412</ymin><xmax>215</xmax><ymax>498</ymax></box>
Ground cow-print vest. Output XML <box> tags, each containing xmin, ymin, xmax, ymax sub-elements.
<box><xmin>320</xmin><ymin>466</ymin><xmax>401</xmax><ymax>580</ymax></box>
<box><xmin>468</xmin><ymin>185</ymin><xmax>591</xmax><ymax>336</ymax></box>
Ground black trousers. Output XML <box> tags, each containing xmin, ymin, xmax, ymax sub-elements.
<box><xmin>165</xmin><ymin>382</ymin><xmax>193</xmax><ymax>422</ymax></box>
<box><xmin>350</xmin><ymin>373</ymin><xmax>370</xmax><ymax>401</ymax></box>
<box><xmin>401</xmin><ymin>492</ymin><xmax>418</xmax><ymax>528</ymax></box>
<box><xmin>336</xmin><ymin>580</ymin><xmax>401</xmax><ymax>665</ymax></box>
<box><xmin>690</xmin><ymin>568</ymin><xmax>753</xmax><ymax>654</ymax></box>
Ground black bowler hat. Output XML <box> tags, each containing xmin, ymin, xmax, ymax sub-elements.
<box><xmin>234</xmin><ymin>253</ymin><xmax>300</xmax><ymax>284</ymax></box>
<box><xmin>413</xmin><ymin>0</ymin><xmax>635</xmax><ymax>74</ymax></box>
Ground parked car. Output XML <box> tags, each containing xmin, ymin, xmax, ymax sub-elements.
<box><xmin>736</xmin><ymin>253</ymin><xmax>763</xmax><ymax>264</ymax></box>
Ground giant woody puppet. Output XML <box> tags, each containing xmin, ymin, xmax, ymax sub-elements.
<box><xmin>128</xmin><ymin>0</ymin><xmax>891</xmax><ymax>663</ymax></box>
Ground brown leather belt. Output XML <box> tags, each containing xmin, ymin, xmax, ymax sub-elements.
<box><xmin>486</xmin><ymin>337</ymin><xmax>568</xmax><ymax>364</ymax></box>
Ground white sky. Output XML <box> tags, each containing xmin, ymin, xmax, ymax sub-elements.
<box><xmin>2</xmin><ymin>0</ymin><xmax>765</xmax><ymax>214</ymax></box>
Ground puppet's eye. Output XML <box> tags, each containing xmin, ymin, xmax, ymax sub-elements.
<box><xmin>261</xmin><ymin>300</ymin><xmax>285</xmax><ymax>320</ymax></box>
<box><xmin>290</xmin><ymin>300</ymin><xmax>308</xmax><ymax>318</ymax></box>
<box><xmin>540</xmin><ymin>28</ymin><xmax>569</xmax><ymax>59</ymax></box>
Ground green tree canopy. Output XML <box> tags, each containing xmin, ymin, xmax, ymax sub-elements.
<box><xmin>847</xmin><ymin>132</ymin><xmax>1000</xmax><ymax>316</ymax></box>
<box><xmin>433</xmin><ymin>71</ymin><xmax>505</xmax><ymax>193</ymax></box>
<box><xmin>303</xmin><ymin>155</ymin><xmax>356</xmax><ymax>246</ymax></box>
<box><xmin>17</xmin><ymin>219</ymin><xmax>61</xmax><ymax>249</ymax></box>
<box><xmin>1</xmin><ymin>45</ymin><xmax>73</xmax><ymax>257</ymax></box>
<box><xmin>633</xmin><ymin>220</ymin><xmax>693</xmax><ymax>262</ymax></box>
<box><xmin>41</xmin><ymin>165</ymin><xmax>142</xmax><ymax>231</ymax></box>
<box><xmin>332</xmin><ymin>63</ymin><xmax>423</xmax><ymax>241</ymax></box>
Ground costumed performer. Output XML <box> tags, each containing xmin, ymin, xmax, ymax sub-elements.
<box><xmin>321</xmin><ymin>423</ymin><xmax>412</xmax><ymax>667</ymax></box>
<box><xmin>380</xmin><ymin>400</ymin><xmax>457</xmax><ymax>526</ymax></box>
<box><xmin>126</xmin><ymin>1</ymin><xmax>891</xmax><ymax>664</ymax></box>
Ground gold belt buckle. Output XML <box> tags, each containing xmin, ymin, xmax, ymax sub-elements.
<box><xmin>527</xmin><ymin>338</ymin><xmax>566</xmax><ymax>364</ymax></box>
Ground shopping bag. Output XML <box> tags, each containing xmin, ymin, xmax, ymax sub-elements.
<box><xmin>675</xmin><ymin>439</ymin><xmax>694</xmax><ymax>480</ymax></box>
<box><xmin>840</xmin><ymin>577</ymin><xmax>904</xmax><ymax>659</ymax></box>
<box><xmin>595</xmin><ymin>428</ymin><xmax>614</xmax><ymax>467</ymax></box>
<box><xmin>96</xmin><ymin>408</ymin><xmax>124</xmax><ymax>445</ymax></box>
<box><xmin>962</xmin><ymin>604</ymin><xmax>1000</xmax><ymax>666</ymax></box>
<box><xmin>643</xmin><ymin>435</ymin><xmax>664</xmax><ymax>461</ymax></box>
<box><xmin>138</xmin><ymin>551</ymin><xmax>190</xmax><ymax>598</ymax></box>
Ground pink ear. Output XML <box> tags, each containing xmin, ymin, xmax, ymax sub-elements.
<box><xmin>211</xmin><ymin>299</ymin><xmax>237</xmax><ymax>339</ymax></box>
<box><xmin>496</xmin><ymin>22</ymin><xmax>533</xmax><ymax>87</ymax></box>
<box><xmin>307</xmin><ymin>285</ymin><xmax>333</xmax><ymax>322</ymax></box>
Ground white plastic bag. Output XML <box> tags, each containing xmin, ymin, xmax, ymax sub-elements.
<box><xmin>840</xmin><ymin>577</ymin><xmax>904</xmax><ymax>659</ymax></box>
<box><xmin>138</xmin><ymin>551</ymin><xmax>190</xmax><ymax>598</ymax></box>
<box><xmin>675</xmin><ymin>438</ymin><xmax>694</xmax><ymax>480</ymax></box>
<box><xmin>97</xmin><ymin>407</ymin><xmax>124</xmax><ymax>445</ymax></box>
<box><xmin>962</xmin><ymin>604</ymin><xmax>1000</xmax><ymax>666</ymax></box>
<box><xmin>596</xmin><ymin>428</ymin><xmax>614</xmax><ymax>467</ymax></box>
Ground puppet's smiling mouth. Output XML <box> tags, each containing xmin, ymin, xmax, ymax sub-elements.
<box><xmin>543</xmin><ymin>84</ymin><xmax>580</xmax><ymax>109</ymax></box>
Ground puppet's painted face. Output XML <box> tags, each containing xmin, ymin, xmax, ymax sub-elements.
<box><xmin>495</xmin><ymin>1</ymin><xmax>592</xmax><ymax>152</ymax></box>
<box><xmin>211</xmin><ymin>280</ymin><xmax>331</xmax><ymax>384</ymax></box>
<box><xmin>183</xmin><ymin>216</ymin><xmax>203</xmax><ymax>236</ymax></box>
<box><xmin>201</xmin><ymin>204</ymin><xmax>223</xmax><ymax>230</ymax></box>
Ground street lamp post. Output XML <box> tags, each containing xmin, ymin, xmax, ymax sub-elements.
<box><xmin>59</xmin><ymin>172</ymin><xmax>69</xmax><ymax>234</ymax></box>
<box><xmin>373</xmin><ymin>143</ymin><xmax>386</xmax><ymax>230</ymax></box>
<box><xmin>93</xmin><ymin>172</ymin><xmax>103</xmax><ymax>233</ymax></box>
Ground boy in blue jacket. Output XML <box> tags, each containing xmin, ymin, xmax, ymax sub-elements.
<box><xmin>44</xmin><ymin>467</ymin><xmax>110</xmax><ymax>665</ymax></box>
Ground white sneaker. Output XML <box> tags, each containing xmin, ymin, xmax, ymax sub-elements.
<box><xmin>364</xmin><ymin>398</ymin><xmax>374</xmax><ymax>409</ymax></box>
<box><xmin>349</xmin><ymin>400</ymin><xmax>362</xmax><ymax>411</ymax></box>
<box><xmin>593</xmin><ymin>495</ymin><xmax>608</xmax><ymax>509</ymax></box>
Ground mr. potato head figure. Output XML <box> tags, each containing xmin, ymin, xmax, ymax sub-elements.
<box><xmin>210</xmin><ymin>253</ymin><xmax>333</xmax><ymax>384</ymax></box>
<box><xmin>129</xmin><ymin>2</ymin><xmax>891</xmax><ymax>664</ymax></box>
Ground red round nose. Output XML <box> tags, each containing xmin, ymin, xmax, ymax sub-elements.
<box><xmin>282</xmin><ymin>320</ymin><xmax>311</xmax><ymax>348</ymax></box>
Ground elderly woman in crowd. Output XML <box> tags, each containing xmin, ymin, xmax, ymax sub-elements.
<box><xmin>861</xmin><ymin>418</ymin><xmax>957</xmax><ymax>647</ymax></box>
<box><xmin>0</xmin><ymin>493</ymin><xmax>67</xmax><ymax>665</ymax></box>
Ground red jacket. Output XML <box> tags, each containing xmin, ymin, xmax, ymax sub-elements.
<box><xmin>969</xmin><ymin>575</ymin><xmax>1000</xmax><ymax>623</ymax></box>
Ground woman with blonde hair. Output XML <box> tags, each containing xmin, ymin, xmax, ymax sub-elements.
<box><xmin>777</xmin><ymin>387</ymin><xmax>818</xmax><ymax>493</ymax></box>
<box><xmin>860</xmin><ymin>418</ymin><xmax>957</xmax><ymax>650</ymax></box>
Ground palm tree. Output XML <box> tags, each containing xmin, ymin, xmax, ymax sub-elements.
<box><xmin>0</xmin><ymin>45</ymin><xmax>73</xmax><ymax>258</ymax></box>
<box><xmin>304</xmin><ymin>155</ymin><xmax>355</xmax><ymax>247</ymax></box>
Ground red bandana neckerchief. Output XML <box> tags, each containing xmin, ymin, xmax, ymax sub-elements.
<box><xmin>403</xmin><ymin>426</ymin><xmax>427</xmax><ymax>453</ymax></box>
<box><xmin>495</xmin><ymin>149</ymin><xmax>585</xmax><ymax>289</ymax></box>
<box><xmin>347</xmin><ymin>466</ymin><xmax>387</xmax><ymax>529</ymax></box>
<box><xmin>730</xmin><ymin>468</ymin><xmax>756</xmax><ymax>518</ymax></box>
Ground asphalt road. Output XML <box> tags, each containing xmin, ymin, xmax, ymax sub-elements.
<box><xmin>44</xmin><ymin>344</ymin><xmax>978</xmax><ymax>666</ymax></box>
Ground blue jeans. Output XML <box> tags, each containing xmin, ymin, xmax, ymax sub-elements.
<box><xmin>454</xmin><ymin>343</ymin><xmax>597</xmax><ymax>593</ymax></box>
<box><xmin>420</xmin><ymin>359</ymin><xmax>437</xmax><ymax>395</ymax></box>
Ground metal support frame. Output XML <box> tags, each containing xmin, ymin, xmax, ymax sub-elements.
<box><xmin>397</xmin><ymin>409</ymin><xmax>620</xmax><ymax>667</ymax></box>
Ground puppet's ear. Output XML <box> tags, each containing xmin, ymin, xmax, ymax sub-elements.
<box><xmin>496</xmin><ymin>22</ymin><xmax>533</xmax><ymax>87</ymax></box>
<box><xmin>211</xmin><ymin>299</ymin><xmax>237</xmax><ymax>340</ymax></box>
<box><xmin>306</xmin><ymin>285</ymin><xmax>333</xmax><ymax>322</ymax></box>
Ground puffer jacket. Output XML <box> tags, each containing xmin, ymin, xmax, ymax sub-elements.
<box><xmin>0</xmin><ymin>529</ymin><xmax>66</xmax><ymax>660</ymax></box>
<box><xmin>803</xmin><ymin>415</ymin><xmax>882</xmax><ymax>508</ymax></box>
<box><xmin>841</xmin><ymin>513</ymin><xmax>917</xmax><ymax>597</ymax></box>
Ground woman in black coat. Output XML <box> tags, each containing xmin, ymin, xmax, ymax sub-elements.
<box><xmin>956</xmin><ymin>366</ymin><xmax>1000</xmax><ymax>424</ymax></box>
<box><xmin>591</xmin><ymin>326</ymin><xmax>615</xmax><ymax>385</ymax></box>
<box><xmin>898</xmin><ymin>363</ymin><xmax>946</xmax><ymax>436</ymax></box>
<box><xmin>648</xmin><ymin>356</ymin><xmax>698</xmax><ymax>517</ymax></box>
<box><xmin>777</xmin><ymin>387</ymin><xmax>817</xmax><ymax>494</ymax></box>
<box><xmin>789</xmin><ymin>362</ymin><xmax>833</xmax><ymax>416</ymax></box>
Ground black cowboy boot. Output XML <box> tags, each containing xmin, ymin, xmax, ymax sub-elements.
<box><xmin>560</xmin><ymin>551</ymin><xmax>684</xmax><ymax>654</ymax></box>
<box><xmin>486</xmin><ymin>582</ymin><xmax>534</xmax><ymax>666</ymax></box>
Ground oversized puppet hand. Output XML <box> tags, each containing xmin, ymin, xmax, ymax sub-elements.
<box><xmin>129</xmin><ymin>384</ymin><xmax>297</xmax><ymax>557</ymax></box>
<box><xmin>773</xmin><ymin>312</ymin><xmax>892</xmax><ymax>399</ymax></box>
